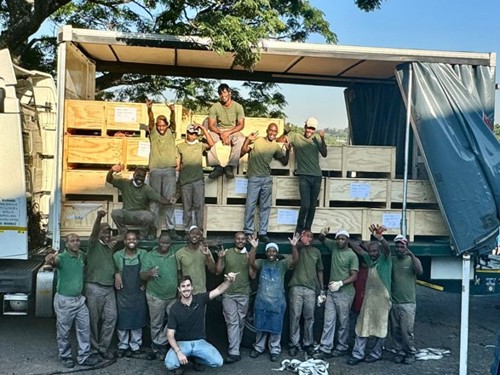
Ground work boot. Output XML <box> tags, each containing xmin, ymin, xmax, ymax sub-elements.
<box><xmin>168</xmin><ymin>229</ymin><xmax>181</xmax><ymax>241</ymax></box>
<box><xmin>259</xmin><ymin>234</ymin><xmax>271</xmax><ymax>243</ymax></box>
<box><xmin>224</xmin><ymin>166</ymin><xmax>235</xmax><ymax>179</ymax></box>
<box><xmin>209</xmin><ymin>165</ymin><xmax>224</xmax><ymax>179</ymax></box>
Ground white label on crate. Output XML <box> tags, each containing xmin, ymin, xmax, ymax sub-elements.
<box><xmin>382</xmin><ymin>213</ymin><xmax>402</xmax><ymax>229</ymax></box>
<box><xmin>276</xmin><ymin>209</ymin><xmax>298</xmax><ymax>225</ymax></box>
<box><xmin>234</xmin><ymin>178</ymin><xmax>248</xmax><ymax>194</ymax></box>
<box><xmin>65</xmin><ymin>203</ymin><xmax>102</xmax><ymax>220</ymax></box>
<box><xmin>174</xmin><ymin>209</ymin><xmax>184</xmax><ymax>225</ymax></box>
<box><xmin>137</xmin><ymin>141</ymin><xmax>150</xmax><ymax>158</ymax></box>
<box><xmin>114</xmin><ymin>107</ymin><xmax>137</xmax><ymax>123</ymax></box>
<box><xmin>350</xmin><ymin>183</ymin><xmax>370</xmax><ymax>199</ymax></box>
<box><xmin>0</xmin><ymin>198</ymin><xmax>21</xmax><ymax>226</ymax></box>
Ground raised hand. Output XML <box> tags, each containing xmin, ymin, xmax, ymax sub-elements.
<box><xmin>217</xmin><ymin>245</ymin><xmax>227</xmax><ymax>258</ymax></box>
<box><xmin>145</xmin><ymin>99</ymin><xmax>153</xmax><ymax>108</ymax></box>
<box><xmin>318</xmin><ymin>129</ymin><xmax>325</xmax><ymax>138</ymax></box>
<box><xmin>320</xmin><ymin>227</ymin><xmax>330</xmax><ymax>236</ymax></box>
<box><xmin>200</xmin><ymin>245</ymin><xmax>211</xmax><ymax>256</ymax></box>
<box><xmin>248</xmin><ymin>233</ymin><xmax>259</xmax><ymax>248</ymax></box>
<box><xmin>288</xmin><ymin>232</ymin><xmax>301</xmax><ymax>246</ymax></box>
<box><xmin>111</xmin><ymin>163</ymin><xmax>124</xmax><ymax>173</ymax></box>
<box><xmin>369</xmin><ymin>224</ymin><xmax>387</xmax><ymax>240</ymax></box>
<box><xmin>248</xmin><ymin>131</ymin><xmax>259</xmax><ymax>142</ymax></box>
<box><xmin>224</xmin><ymin>272</ymin><xmax>239</xmax><ymax>282</ymax></box>
<box><xmin>97</xmin><ymin>209</ymin><xmax>107</xmax><ymax>218</ymax></box>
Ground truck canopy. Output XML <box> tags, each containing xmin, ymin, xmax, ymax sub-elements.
<box><xmin>55</xmin><ymin>26</ymin><xmax>500</xmax><ymax>255</ymax></box>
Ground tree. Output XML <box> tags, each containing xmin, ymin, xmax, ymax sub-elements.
<box><xmin>0</xmin><ymin>0</ymin><xmax>382</xmax><ymax>115</ymax></box>
<box><xmin>494</xmin><ymin>123</ymin><xmax>500</xmax><ymax>142</ymax></box>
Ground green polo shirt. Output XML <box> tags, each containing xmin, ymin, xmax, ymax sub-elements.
<box><xmin>176</xmin><ymin>142</ymin><xmax>205</xmax><ymax>186</ymax></box>
<box><xmin>222</xmin><ymin>248</ymin><xmax>251</xmax><ymax>296</ymax></box>
<box><xmin>324</xmin><ymin>238</ymin><xmax>359</xmax><ymax>296</ymax></box>
<box><xmin>141</xmin><ymin>248</ymin><xmax>178</xmax><ymax>300</ymax></box>
<box><xmin>247</xmin><ymin>137</ymin><xmax>284</xmax><ymax>177</ymax></box>
<box><xmin>391</xmin><ymin>255</ymin><xmax>417</xmax><ymax>304</ymax></box>
<box><xmin>56</xmin><ymin>250</ymin><xmax>86</xmax><ymax>297</ymax></box>
<box><xmin>208</xmin><ymin>101</ymin><xmax>245</xmax><ymax>130</ymax></box>
<box><xmin>111</xmin><ymin>178</ymin><xmax>161</xmax><ymax>211</ymax></box>
<box><xmin>176</xmin><ymin>246</ymin><xmax>214</xmax><ymax>294</ymax></box>
<box><xmin>113</xmin><ymin>248</ymin><xmax>148</xmax><ymax>273</ymax></box>
<box><xmin>288</xmin><ymin>245</ymin><xmax>324</xmax><ymax>291</ymax></box>
<box><xmin>287</xmin><ymin>132</ymin><xmax>323</xmax><ymax>176</ymax></box>
<box><xmin>149</xmin><ymin>127</ymin><xmax>176</xmax><ymax>169</ymax></box>
<box><xmin>86</xmin><ymin>239</ymin><xmax>115</xmax><ymax>286</ymax></box>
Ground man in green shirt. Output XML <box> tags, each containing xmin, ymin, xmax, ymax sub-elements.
<box><xmin>107</xmin><ymin>164</ymin><xmax>175</xmax><ymax>240</ymax></box>
<box><xmin>241</xmin><ymin>123</ymin><xmax>289</xmax><ymax>243</ymax></box>
<box><xmin>288</xmin><ymin>230</ymin><xmax>324</xmax><ymax>357</ymax></box>
<box><xmin>85</xmin><ymin>210</ymin><xmax>117</xmax><ymax>360</ymax></box>
<box><xmin>45</xmin><ymin>234</ymin><xmax>100</xmax><ymax>369</ymax></box>
<box><xmin>146</xmin><ymin>100</ymin><xmax>179</xmax><ymax>240</ymax></box>
<box><xmin>207</xmin><ymin>83</ymin><xmax>245</xmax><ymax>179</ymax></box>
<box><xmin>140</xmin><ymin>232</ymin><xmax>179</xmax><ymax>360</ymax></box>
<box><xmin>277</xmin><ymin>117</ymin><xmax>327</xmax><ymax>234</ymax></box>
<box><xmin>390</xmin><ymin>234</ymin><xmax>423</xmax><ymax>365</ymax></box>
<box><xmin>214</xmin><ymin>232</ymin><xmax>252</xmax><ymax>363</ymax></box>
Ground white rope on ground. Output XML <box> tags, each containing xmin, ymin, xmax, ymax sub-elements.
<box><xmin>415</xmin><ymin>348</ymin><xmax>451</xmax><ymax>360</ymax></box>
<box><xmin>272</xmin><ymin>358</ymin><xmax>329</xmax><ymax>375</ymax></box>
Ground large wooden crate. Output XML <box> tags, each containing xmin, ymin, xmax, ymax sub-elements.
<box><xmin>65</xmin><ymin>100</ymin><xmax>104</xmax><ymax>131</ymax></box>
<box><xmin>341</xmin><ymin>145</ymin><xmax>396</xmax><ymax>178</ymax></box>
<box><xmin>61</xmin><ymin>201</ymin><xmax>108</xmax><ymax>236</ymax></box>
<box><xmin>64</xmin><ymin>170</ymin><xmax>118</xmax><ymax>200</ymax></box>
<box><xmin>410</xmin><ymin>209</ymin><xmax>448</xmax><ymax>240</ymax></box>
<box><xmin>205</xmin><ymin>205</ymin><xmax>249</xmax><ymax>234</ymax></box>
<box><xmin>325</xmin><ymin>178</ymin><xmax>390</xmax><ymax>208</ymax></box>
<box><xmin>272</xmin><ymin>176</ymin><xmax>325</xmax><ymax>206</ymax></box>
<box><xmin>390</xmin><ymin>179</ymin><xmax>437</xmax><ymax>207</ymax></box>
<box><xmin>319</xmin><ymin>146</ymin><xmax>342</xmax><ymax>174</ymax></box>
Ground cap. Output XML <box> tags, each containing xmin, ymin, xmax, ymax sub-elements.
<box><xmin>186</xmin><ymin>124</ymin><xmax>201</xmax><ymax>135</ymax></box>
<box><xmin>394</xmin><ymin>234</ymin><xmax>408</xmax><ymax>244</ymax></box>
<box><xmin>99</xmin><ymin>223</ymin><xmax>112</xmax><ymax>231</ymax></box>
<box><xmin>265</xmin><ymin>242</ymin><xmax>279</xmax><ymax>252</ymax></box>
<box><xmin>189</xmin><ymin>225</ymin><xmax>199</xmax><ymax>232</ymax></box>
<box><xmin>335</xmin><ymin>229</ymin><xmax>350</xmax><ymax>239</ymax></box>
<box><xmin>305</xmin><ymin>117</ymin><xmax>318</xmax><ymax>129</ymax></box>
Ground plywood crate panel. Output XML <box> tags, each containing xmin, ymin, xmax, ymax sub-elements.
<box><xmin>342</xmin><ymin>146</ymin><xmax>396</xmax><ymax>178</ymax></box>
<box><xmin>61</xmin><ymin>201</ymin><xmax>107</xmax><ymax>235</ymax></box>
<box><xmin>205</xmin><ymin>205</ymin><xmax>249</xmax><ymax>233</ymax></box>
<box><xmin>65</xmin><ymin>100</ymin><xmax>104</xmax><ymax>131</ymax></box>
<box><xmin>204</xmin><ymin>175</ymin><xmax>222</xmax><ymax>202</ymax></box>
<box><xmin>272</xmin><ymin>176</ymin><xmax>325</xmax><ymax>206</ymax></box>
<box><xmin>105</xmin><ymin>102</ymin><xmax>144</xmax><ymax>131</ymax></box>
<box><xmin>390</xmin><ymin>180</ymin><xmax>437</xmax><ymax>205</ymax></box>
<box><xmin>325</xmin><ymin>178</ymin><xmax>389</xmax><ymax>207</ymax></box>
<box><xmin>365</xmin><ymin>208</ymin><xmax>413</xmax><ymax>240</ymax></box>
<box><xmin>125</xmin><ymin>138</ymin><xmax>149</xmax><ymax>166</ymax></box>
<box><xmin>410</xmin><ymin>209</ymin><xmax>448</xmax><ymax>240</ymax></box>
<box><xmin>65</xmin><ymin>136</ymin><xmax>123</xmax><ymax>164</ymax></box>
<box><xmin>223</xmin><ymin>176</ymin><xmax>249</xmax><ymax>202</ymax></box>
<box><xmin>64</xmin><ymin>170</ymin><xmax>117</xmax><ymax>199</ymax></box>
<box><xmin>319</xmin><ymin>146</ymin><xmax>342</xmax><ymax>172</ymax></box>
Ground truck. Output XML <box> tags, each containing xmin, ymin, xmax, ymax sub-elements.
<box><xmin>0</xmin><ymin>26</ymin><xmax>499</xmax><ymax>319</ymax></box>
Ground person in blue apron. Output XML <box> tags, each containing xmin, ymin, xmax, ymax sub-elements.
<box><xmin>113</xmin><ymin>231</ymin><xmax>148</xmax><ymax>358</ymax></box>
<box><xmin>248</xmin><ymin>236</ymin><xmax>299</xmax><ymax>362</ymax></box>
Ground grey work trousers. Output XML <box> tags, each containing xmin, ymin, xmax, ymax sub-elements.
<box><xmin>146</xmin><ymin>293</ymin><xmax>176</xmax><ymax>353</ymax></box>
<box><xmin>390</xmin><ymin>303</ymin><xmax>417</xmax><ymax>355</ymax></box>
<box><xmin>222</xmin><ymin>294</ymin><xmax>249</xmax><ymax>356</ymax></box>
<box><xmin>53</xmin><ymin>293</ymin><xmax>92</xmax><ymax>364</ymax></box>
<box><xmin>243</xmin><ymin>176</ymin><xmax>272</xmax><ymax>236</ymax></box>
<box><xmin>206</xmin><ymin>131</ymin><xmax>245</xmax><ymax>167</ymax></box>
<box><xmin>111</xmin><ymin>209</ymin><xmax>155</xmax><ymax>237</ymax></box>
<box><xmin>117</xmin><ymin>328</ymin><xmax>143</xmax><ymax>351</ymax></box>
<box><xmin>318</xmin><ymin>289</ymin><xmax>354</xmax><ymax>353</ymax></box>
<box><xmin>180</xmin><ymin>179</ymin><xmax>204</xmax><ymax>232</ymax></box>
<box><xmin>149</xmin><ymin>167</ymin><xmax>177</xmax><ymax>230</ymax></box>
<box><xmin>352</xmin><ymin>335</ymin><xmax>386</xmax><ymax>360</ymax></box>
<box><xmin>254</xmin><ymin>331</ymin><xmax>282</xmax><ymax>355</ymax></box>
<box><xmin>289</xmin><ymin>286</ymin><xmax>316</xmax><ymax>349</ymax></box>
<box><xmin>85</xmin><ymin>283</ymin><xmax>117</xmax><ymax>354</ymax></box>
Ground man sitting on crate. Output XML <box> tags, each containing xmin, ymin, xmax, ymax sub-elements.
<box><xmin>106</xmin><ymin>164</ymin><xmax>176</xmax><ymax>240</ymax></box>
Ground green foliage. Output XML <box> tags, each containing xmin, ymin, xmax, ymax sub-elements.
<box><xmin>494</xmin><ymin>123</ymin><xmax>500</xmax><ymax>142</ymax></box>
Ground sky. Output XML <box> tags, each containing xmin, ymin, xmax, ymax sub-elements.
<box><xmin>276</xmin><ymin>0</ymin><xmax>500</xmax><ymax>128</ymax></box>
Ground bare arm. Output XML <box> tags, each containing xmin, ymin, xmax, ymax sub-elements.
<box><xmin>408</xmin><ymin>249</ymin><xmax>424</xmax><ymax>276</ymax></box>
<box><xmin>316</xmin><ymin>130</ymin><xmax>327</xmax><ymax>157</ymax></box>
<box><xmin>241</xmin><ymin>132</ymin><xmax>258</xmax><ymax>157</ymax></box>
<box><xmin>106</xmin><ymin>164</ymin><xmax>123</xmax><ymax>184</ymax></box>
<box><xmin>209</xmin><ymin>272</ymin><xmax>238</xmax><ymax>300</ymax></box>
<box><xmin>201</xmin><ymin>245</ymin><xmax>216</xmax><ymax>273</ymax></box>
<box><xmin>90</xmin><ymin>210</ymin><xmax>107</xmax><ymax>242</ymax></box>
<box><xmin>214</xmin><ymin>247</ymin><xmax>226</xmax><ymax>275</ymax></box>
<box><xmin>316</xmin><ymin>269</ymin><xmax>325</xmax><ymax>290</ymax></box>
<box><xmin>167</xmin><ymin>329</ymin><xmax>188</xmax><ymax>365</ymax></box>
<box><xmin>289</xmin><ymin>232</ymin><xmax>301</xmax><ymax>268</ymax></box>
<box><xmin>200</xmin><ymin>125</ymin><xmax>215</xmax><ymax>149</ymax></box>
<box><xmin>146</xmin><ymin>100</ymin><xmax>155</xmax><ymax>132</ymax></box>
<box><xmin>349</xmin><ymin>239</ymin><xmax>367</xmax><ymax>257</ymax></box>
<box><xmin>207</xmin><ymin>117</ymin><xmax>221</xmax><ymax>135</ymax></box>
<box><xmin>343</xmin><ymin>269</ymin><xmax>359</xmax><ymax>285</ymax></box>
<box><xmin>168</xmin><ymin>104</ymin><xmax>176</xmax><ymax>133</ymax></box>
<box><xmin>248</xmin><ymin>235</ymin><xmax>259</xmax><ymax>271</ymax></box>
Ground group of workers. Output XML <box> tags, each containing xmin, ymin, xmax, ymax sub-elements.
<box><xmin>45</xmin><ymin>83</ymin><xmax>424</xmax><ymax>373</ymax></box>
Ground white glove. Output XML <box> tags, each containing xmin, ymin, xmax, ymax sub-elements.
<box><xmin>328</xmin><ymin>280</ymin><xmax>343</xmax><ymax>292</ymax></box>
<box><xmin>175</xmin><ymin>171</ymin><xmax>180</xmax><ymax>182</ymax></box>
<box><xmin>317</xmin><ymin>291</ymin><xmax>327</xmax><ymax>306</ymax></box>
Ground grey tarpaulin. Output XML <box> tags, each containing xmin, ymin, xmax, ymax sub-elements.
<box><xmin>395</xmin><ymin>62</ymin><xmax>500</xmax><ymax>255</ymax></box>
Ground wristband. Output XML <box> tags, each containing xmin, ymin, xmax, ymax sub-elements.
<box><xmin>175</xmin><ymin>349</ymin><xmax>182</xmax><ymax>354</ymax></box>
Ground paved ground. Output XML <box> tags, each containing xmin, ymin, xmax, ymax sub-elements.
<box><xmin>0</xmin><ymin>286</ymin><xmax>498</xmax><ymax>375</ymax></box>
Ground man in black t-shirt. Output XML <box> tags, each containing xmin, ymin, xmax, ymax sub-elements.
<box><xmin>164</xmin><ymin>273</ymin><xmax>238</xmax><ymax>373</ymax></box>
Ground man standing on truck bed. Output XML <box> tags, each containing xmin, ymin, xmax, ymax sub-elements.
<box><xmin>106</xmin><ymin>164</ymin><xmax>175</xmax><ymax>240</ymax></box>
<box><xmin>146</xmin><ymin>100</ymin><xmax>180</xmax><ymax>240</ymax></box>
<box><xmin>85</xmin><ymin>210</ymin><xmax>117</xmax><ymax>360</ymax></box>
<box><xmin>277</xmin><ymin>117</ymin><xmax>327</xmax><ymax>234</ymax></box>
<box><xmin>207</xmin><ymin>83</ymin><xmax>245</xmax><ymax>179</ymax></box>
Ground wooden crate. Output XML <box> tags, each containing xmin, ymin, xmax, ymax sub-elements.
<box><xmin>125</xmin><ymin>138</ymin><xmax>150</xmax><ymax>166</ymax></box>
<box><xmin>65</xmin><ymin>100</ymin><xmax>104</xmax><ymax>131</ymax></box>
<box><xmin>325</xmin><ymin>178</ymin><xmax>389</xmax><ymax>208</ymax></box>
<box><xmin>365</xmin><ymin>208</ymin><xmax>412</xmax><ymax>240</ymax></box>
<box><xmin>342</xmin><ymin>145</ymin><xmax>396</xmax><ymax>178</ymax></box>
<box><xmin>390</xmin><ymin>179</ymin><xmax>437</xmax><ymax>205</ymax></box>
<box><xmin>272</xmin><ymin>176</ymin><xmax>325</xmax><ymax>206</ymax></box>
<box><xmin>105</xmin><ymin>102</ymin><xmax>144</xmax><ymax>132</ymax></box>
<box><xmin>410</xmin><ymin>209</ymin><xmax>448</xmax><ymax>241</ymax></box>
<box><xmin>205</xmin><ymin>205</ymin><xmax>248</xmax><ymax>234</ymax></box>
<box><xmin>204</xmin><ymin>175</ymin><xmax>222</xmax><ymax>203</ymax></box>
<box><xmin>64</xmin><ymin>170</ymin><xmax>118</xmax><ymax>200</ymax></box>
<box><xmin>61</xmin><ymin>201</ymin><xmax>108</xmax><ymax>236</ymax></box>
<box><xmin>222</xmin><ymin>176</ymin><xmax>249</xmax><ymax>203</ymax></box>
<box><xmin>319</xmin><ymin>146</ymin><xmax>342</xmax><ymax>173</ymax></box>
<box><xmin>65</xmin><ymin>135</ymin><xmax>123</xmax><ymax>164</ymax></box>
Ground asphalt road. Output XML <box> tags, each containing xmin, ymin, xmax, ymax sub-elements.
<box><xmin>0</xmin><ymin>286</ymin><xmax>498</xmax><ymax>375</ymax></box>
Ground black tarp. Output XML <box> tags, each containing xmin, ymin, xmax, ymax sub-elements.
<box><xmin>395</xmin><ymin>62</ymin><xmax>500</xmax><ymax>255</ymax></box>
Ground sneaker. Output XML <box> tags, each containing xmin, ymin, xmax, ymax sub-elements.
<box><xmin>249</xmin><ymin>349</ymin><xmax>262</xmax><ymax>358</ymax></box>
<box><xmin>224</xmin><ymin>166</ymin><xmax>235</xmax><ymax>179</ymax></box>
<box><xmin>146</xmin><ymin>351</ymin><xmax>157</xmax><ymax>360</ymax></box>
<box><xmin>80</xmin><ymin>353</ymin><xmax>100</xmax><ymax>366</ymax></box>
<box><xmin>60</xmin><ymin>357</ymin><xmax>74</xmax><ymax>368</ymax></box>
<box><xmin>313</xmin><ymin>350</ymin><xmax>333</xmax><ymax>360</ymax></box>
<box><xmin>364</xmin><ymin>355</ymin><xmax>380</xmax><ymax>363</ymax></box>
<box><xmin>99</xmin><ymin>350</ymin><xmax>116</xmax><ymax>360</ymax></box>
<box><xmin>168</xmin><ymin>229</ymin><xmax>181</xmax><ymax>241</ymax></box>
<box><xmin>393</xmin><ymin>354</ymin><xmax>405</xmax><ymax>364</ymax></box>
<box><xmin>270</xmin><ymin>354</ymin><xmax>279</xmax><ymax>362</ymax></box>
<box><xmin>404</xmin><ymin>354</ymin><xmax>416</xmax><ymax>364</ymax></box>
<box><xmin>259</xmin><ymin>234</ymin><xmax>271</xmax><ymax>243</ymax></box>
<box><xmin>225</xmin><ymin>354</ymin><xmax>241</xmax><ymax>363</ymax></box>
<box><xmin>331</xmin><ymin>349</ymin><xmax>348</xmax><ymax>357</ymax></box>
<box><xmin>117</xmin><ymin>348</ymin><xmax>131</xmax><ymax>358</ymax></box>
<box><xmin>168</xmin><ymin>368</ymin><xmax>185</xmax><ymax>375</ymax></box>
<box><xmin>288</xmin><ymin>347</ymin><xmax>298</xmax><ymax>357</ymax></box>
<box><xmin>347</xmin><ymin>356</ymin><xmax>363</xmax><ymax>366</ymax></box>
<box><xmin>131</xmin><ymin>349</ymin><xmax>148</xmax><ymax>359</ymax></box>
<box><xmin>209</xmin><ymin>165</ymin><xmax>224</xmax><ymax>179</ymax></box>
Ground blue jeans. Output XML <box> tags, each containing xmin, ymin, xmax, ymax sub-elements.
<box><xmin>164</xmin><ymin>339</ymin><xmax>223</xmax><ymax>370</ymax></box>
<box><xmin>296</xmin><ymin>175</ymin><xmax>322</xmax><ymax>232</ymax></box>
<box><xmin>244</xmin><ymin>176</ymin><xmax>272</xmax><ymax>235</ymax></box>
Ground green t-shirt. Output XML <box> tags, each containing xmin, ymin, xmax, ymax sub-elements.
<box><xmin>111</xmin><ymin>178</ymin><xmax>161</xmax><ymax>211</ymax></box>
<box><xmin>363</xmin><ymin>251</ymin><xmax>392</xmax><ymax>295</ymax></box>
<box><xmin>288</xmin><ymin>245</ymin><xmax>324</xmax><ymax>291</ymax></box>
<box><xmin>255</xmin><ymin>256</ymin><xmax>292</xmax><ymax>283</ymax></box>
<box><xmin>56</xmin><ymin>250</ymin><xmax>86</xmax><ymax>297</ymax></box>
<box><xmin>176</xmin><ymin>142</ymin><xmax>205</xmax><ymax>186</ymax></box>
<box><xmin>324</xmin><ymin>238</ymin><xmax>359</xmax><ymax>296</ymax></box>
<box><xmin>287</xmin><ymin>132</ymin><xmax>323</xmax><ymax>176</ymax></box>
<box><xmin>222</xmin><ymin>248</ymin><xmax>251</xmax><ymax>296</ymax></box>
<box><xmin>86</xmin><ymin>239</ymin><xmax>115</xmax><ymax>286</ymax></box>
<box><xmin>113</xmin><ymin>248</ymin><xmax>148</xmax><ymax>273</ymax></box>
<box><xmin>247</xmin><ymin>137</ymin><xmax>285</xmax><ymax>177</ymax></box>
<box><xmin>176</xmin><ymin>246</ymin><xmax>214</xmax><ymax>294</ymax></box>
<box><xmin>391</xmin><ymin>255</ymin><xmax>417</xmax><ymax>304</ymax></box>
<box><xmin>141</xmin><ymin>248</ymin><xmax>178</xmax><ymax>300</ymax></box>
<box><xmin>208</xmin><ymin>101</ymin><xmax>245</xmax><ymax>130</ymax></box>
<box><xmin>149</xmin><ymin>127</ymin><xmax>176</xmax><ymax>169</ymax></box>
